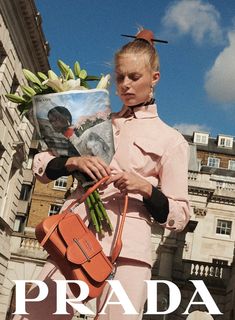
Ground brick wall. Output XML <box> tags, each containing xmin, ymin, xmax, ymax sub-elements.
<box><xmin>197</xmin><ymin>150</ymin><xmax>235</xmax><ymax>169</ymax></box>
<box><xmin>27</xmin><ymin>176</ymin><xmax>73</xmax><ymax>227</ymax></box>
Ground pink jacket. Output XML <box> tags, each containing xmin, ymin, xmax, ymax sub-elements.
<box><xmin>33</xmin><ymin>103</ymin><xmax>190</xmax><ymax>265</ymax></box>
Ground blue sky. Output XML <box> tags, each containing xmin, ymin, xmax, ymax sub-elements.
<box><xmin>35</xmin><ymin>0</ymin><xmax>235</xmax><ymax>137</ymax></box>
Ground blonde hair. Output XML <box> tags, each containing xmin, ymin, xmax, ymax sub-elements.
<box><xmin>115</xmin><ymin>39</ymin><xmax>160</xmax><ymax>72</ymax></box>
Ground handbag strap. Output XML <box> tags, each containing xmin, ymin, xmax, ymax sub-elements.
<box><xmin>40</xmin><ymin>176</ymin><xmax>128</xmax><ymax>264</ymax></box>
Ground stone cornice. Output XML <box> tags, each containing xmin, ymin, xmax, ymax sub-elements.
<box><xmin>188</xmin><ymin>186</ymin><xmax>214</xmax><ymax>197</ymax></box>
<box><xmin>189</xmin><ymin>186</ymin><xmax>235</xmax><ymax>205</ymax></box>
<box><xmin>211</xmin><ymin>195</ymin><xmax>235</xmax><ymax>205</ymax></box>
<box><xmin>0</xmin><ymin>0</ymin><xmax>50</xmax><ymax>72</ymax></box>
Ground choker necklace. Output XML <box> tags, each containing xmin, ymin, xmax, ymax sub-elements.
<box><xmin>127</xmin><ymin>98</ymin><xmax>155</xmax><ymax>109</ymax></box>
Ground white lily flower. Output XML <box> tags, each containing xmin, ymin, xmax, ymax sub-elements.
<box><xmin>43</xmin><ymin>78</ymin><xmax>87</xmax><ymax>92</ymax></box>
<box><xmin>42</xmin><ymin>79</ymin><xmax>64</xmax><ymax>92</ymax></box>
<box><xmin>96</xmin><ymin>74</ymin><xmax>110</xmax><ymax>89</ymax></box>
<box><xmin>62</xmin><ymin>79</ymin><xmax>87</xmax><ymax>91</ymax></box>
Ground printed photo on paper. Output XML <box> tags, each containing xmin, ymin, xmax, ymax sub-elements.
<box><xmin>33</xmin><ymin>89</ymin><xmax>115</xmax><ymax>166</ymax></box>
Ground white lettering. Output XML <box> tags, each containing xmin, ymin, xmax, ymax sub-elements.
<box><xmin>12</xmin><ymin>279</ymin><xmax>222</xmax><ymax>316</ymax></box>
<box><xmin>99</xmin><ymin>280</ymin><xmax>138</xmax><ymax>315</ymax></box>
<box><xmin>183</xmin><ymin>280</ymin><xmax>222</xmax><ymax>315</ymax></box>
<box><xmin>144</xmin><ymin>280</ymin><xmax>181</xmax><ymax>314</ymax></box>
<box><xmin>53</xmin><ymin>280</ymin><xmax>94</xmax><ymax>315</ymax></box>
<box><xmin>13</xmin><ymin>280</ymin><xmax>48</xmax><ymax>314</ymax></box>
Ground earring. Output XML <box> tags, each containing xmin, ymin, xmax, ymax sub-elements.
<box><xmin>149</xmin><ymin>86</ymin><xmax>154</xmax><ymax>100</ymax></box>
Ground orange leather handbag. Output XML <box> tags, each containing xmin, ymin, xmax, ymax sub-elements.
<box><xmin>35</xmin><ymin>177</ymin><xmax>128</xmax><ymax>300</ymax></box>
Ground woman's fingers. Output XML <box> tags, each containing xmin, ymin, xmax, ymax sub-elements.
<box><xmin>84</xmin><ymin>157</ymin><xmax>110</xmax><ymax>180</ymax></box>
<box><xmin>65</xmin><ymin>156</ymin><xmax>110</xmax><ymax>181</ymax></box>
<box><xmin>89</xmin><ymin>157</ymin><xmax>111</xmax><ymax>177</ymax></box>
<box><xmin>105</xmin><ymin>173</ymin><xmax>123</xmax><ymax>185</ymax></box>
<box><xmin>105</xmin><ymin>171</ymin><xmax>152</xmax><ymax>197</ymax></box>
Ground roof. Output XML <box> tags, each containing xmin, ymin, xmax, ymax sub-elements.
<box><xmin>184</xmin><ymin>134</ymin><xmax>235</xmax><ymax>156</ymax></box>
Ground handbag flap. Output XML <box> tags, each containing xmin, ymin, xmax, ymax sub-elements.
<box><xmin>82</xmin><ymin>251</ymin><xmax>113</xmax><ymax>282</ymax></box>
<box><xmin>58</xmin><ymin>214</ymin><xmax>88</xmax><ymax>245</ymax></box>
<box><xmin>66</xmin><ymin>232</ymin><xmax>103</xmax><ymax>264</ymax></box>
<box><xmin>57</xmin><ymin>213</ymin><xmax>113</xmax><ymax>282</ymax></box>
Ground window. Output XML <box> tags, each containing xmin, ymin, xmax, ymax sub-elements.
<box><xmin>26</xmin><ymin>155</ymin><xmax>33</xmax><ymax>169</ymax></box>
<box><xmin>207</xmin><ymin>157</ymin><xmax>220</xmax><ymax>168</ymax></box>
<box><xmin>48</xmin><ymin>204</ymin><xmax>62</xmax><ymax>216</ymax></box>
<box><xmin>193</xmin><ymin>132</ymin><xmax>209</xmax><ymax>145</ymax></box>
<box><xmin>54</xmin><ymin>176</ymin><xmax>68</xmax><ymax>189</ymax></box>
<box><xmin>10</xmin><ymin>75</ymin><xmax>19</xmax><ymax>94</ymax></box>
<box><xmin>216</xmin><ymin>219</ymin><xmax>232</xmax><ymax>236</ymax></box>
<box><xmin>19</xmin><ymin>184</ymin><xmax>31</xmax><ymax>201</ymax></box>
<box><xmin>0</xmin><ymin>42</ymin><xmax>7</xmax><ymax>66</ymax></box>
<box><xmin>13</xmin><ymin>215</ymin><xmax>26</xmax><ymax>233</ymax></box>
<box><xmin>218</xmin><ymin>135</ymin><xmax>233</xmax><ymax>148</ymax></box>
<box><xmin>0</xmin><ymin>143</ymin><xmax>5</xmax><ymax>159</ymax></box>
<box><xmin>228</xmin><ymin>160</ymin><xmax>235</xmax><ymax>171</ymax></box>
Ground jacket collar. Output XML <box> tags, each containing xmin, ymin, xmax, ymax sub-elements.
<box><xmin>117</xmin><ymin>102</ymin><xmax>158</xmax><ymax>119</ymax></box>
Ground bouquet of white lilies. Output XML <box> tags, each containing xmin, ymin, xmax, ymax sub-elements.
<box><xmin>6</xmin><ymin>60</ymin><xmax>113</xmax><ymax>235</ymax></box>
<box><xmin>6</xmin><ymin>59</ymin><xmax>110</xmax><ymax>115</ymax></box>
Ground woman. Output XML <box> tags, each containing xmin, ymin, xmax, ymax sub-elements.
<box><xmin>14</xmin><ymin>29</ymin><xmax>190</xmax><ymax>320</ymax></box>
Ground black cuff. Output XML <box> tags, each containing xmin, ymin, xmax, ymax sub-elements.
<box><xmin>143</xmin><ymin>186</ymin><xmax>169</xmax><ymax>223</ymax></box>
<box><xmin>45</xmin><ymin>156</ymin><xmax>70</xmax><ymax>180</ymax></box>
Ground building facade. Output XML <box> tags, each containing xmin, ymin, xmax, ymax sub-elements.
<box><xmin>145</xmin><ymin>132</ymin><xmax>235</xmax><ymax>320</ymax></box>
<box><xmin>0</xmin><ymin>0</ymin><xmax>49</xmax><ymax>318</ymax></box>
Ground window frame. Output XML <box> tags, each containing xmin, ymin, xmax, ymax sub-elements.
<box><xmin>53</xmin><ymin>176</ymin><xmax>68</xmax><ymax>190</ymax></box>
<box><xmin>26</xmin><ymin>155</ymin><xmax>33</xmax><ymax>169</ymax></box>
<box><xmin>48</xmin><ymin>204</ymin><xmax>62</xmax><ymax>216</ymax></box>
<box><xmin>207</xmin><ymin>157</ymin><xmax>220</xmax><ymax>168</ymax></box>
<box><xmin>218</xmin><ymin>135</ymin><xmax>233</xmax><ymax>148</ymax></box>
<box><xmin>193</xmin><ymin>132</ymin><xmax>209</xmax><ymax>145</ymax></box>
<box><xmin>228</xmin><ymin>160</ymin><xmax>235</xmax><ymax>171</ymax></box>
<box><xmin>216</xmin><ymin>219</ymin><xmax>232</xmax><ymax>236</ymax></box>
<box><xmin>19</xmin><ymin>184</ymin><xmax>32</xmax><ymax>201</ymax></box>
<box><xmin>13</xmin><ymin>215</ymin><xmax>26</xmax><ymax>233</ymax></box>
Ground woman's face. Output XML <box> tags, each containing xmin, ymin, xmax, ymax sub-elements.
<box><xmin>115</xmin><ymin>54</ymin><xmax>160</xmax><ymax>107</ymax></box>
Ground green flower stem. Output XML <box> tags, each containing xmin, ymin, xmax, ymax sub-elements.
<box><xmin>89</xmin><ymin>193</ymin><xmax>104</xmax><ymax>221</ymax></box>
<box><xmin>85</xmin><ymin>189</ymin><xmax>113</xmax><ymax>234</ymax></box>
<box><xmin>86</xmin><ymin>195</ymin><xmax>100</xmax><ymax>233</ymax></box>
<box><xmin>94</xmin><ymin>190</ymin><xmax>113</xmax><ymax>231</ymax></box>
<box><xmin>90</xmin><ymin>208</ymin><xmax>100</xmax><ymax>233</ymax></box>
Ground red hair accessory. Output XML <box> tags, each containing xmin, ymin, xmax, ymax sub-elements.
<box><xmin>121</xmin><ymin>29</ymin><xmax>168</xmax><ymax>45</ymax></box>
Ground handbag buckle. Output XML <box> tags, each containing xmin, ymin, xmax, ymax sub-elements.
<box><xmin>73</xmin><ymin>238</ymin><xmax>91</xmax><ymax>262</ymax></box>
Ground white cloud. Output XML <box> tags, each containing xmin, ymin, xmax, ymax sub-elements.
<box><xmin>204</xmin><ymin>31</ymin><xmax>235</xmax><ymax>104</ymax></box>
<box><xmin>162</xmin><ymin>0</ymin><xmax>223</xmax><ymax>44</ymax></box>
<box><xmin>174</xmin><ymin>123</ymin><xmax>210</xmax><ymax>135</ymax></box>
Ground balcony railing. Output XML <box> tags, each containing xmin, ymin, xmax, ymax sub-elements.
<box><xmin>188</xmin><ymin>171</ymin><xmax>235</xmax><ymax>198</ymax></box>
<box><xmin>216</xmin><ymin>181</ymin><xmax>235</xmax><ymax>191</ymax></box>
<box><xmin>182</xmin><ymin>259</ymin><xmax>231</xmax><ymax>288</ymax></box>
<box><xmin>10</xmin><ymin>232</ymin><xmax>47</xmax><ymax>260</ymax></box>
<box><xmin>20</xmin><ymin>236</ymin><xmax>42</xmax><ymax>251</ymax></box>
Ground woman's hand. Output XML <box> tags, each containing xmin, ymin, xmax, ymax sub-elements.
<box><xmin>65</xmin><ymin>156</ymin><xmax>111</xmax><ymax>181</ymax></box>
<box><xmin>106</xmin><ymin>172</ymin><xmax>152</xmax><ymax>198</ymax></box>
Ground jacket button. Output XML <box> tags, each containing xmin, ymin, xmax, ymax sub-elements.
<box><xmin>168</xmin><ymin>219</ymin><xmax>175</xmax><ymax>227</ymax></box>
<box><xmin>38</xmin><ymin>167</ymin><xmax>43</xmax><ymax>174</ymax></box>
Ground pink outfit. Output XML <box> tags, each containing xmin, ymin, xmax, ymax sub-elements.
<box><xmin>26</xmin><ymin>103</ymin><xmax>190</xmax><ymax>319</ymax></box>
